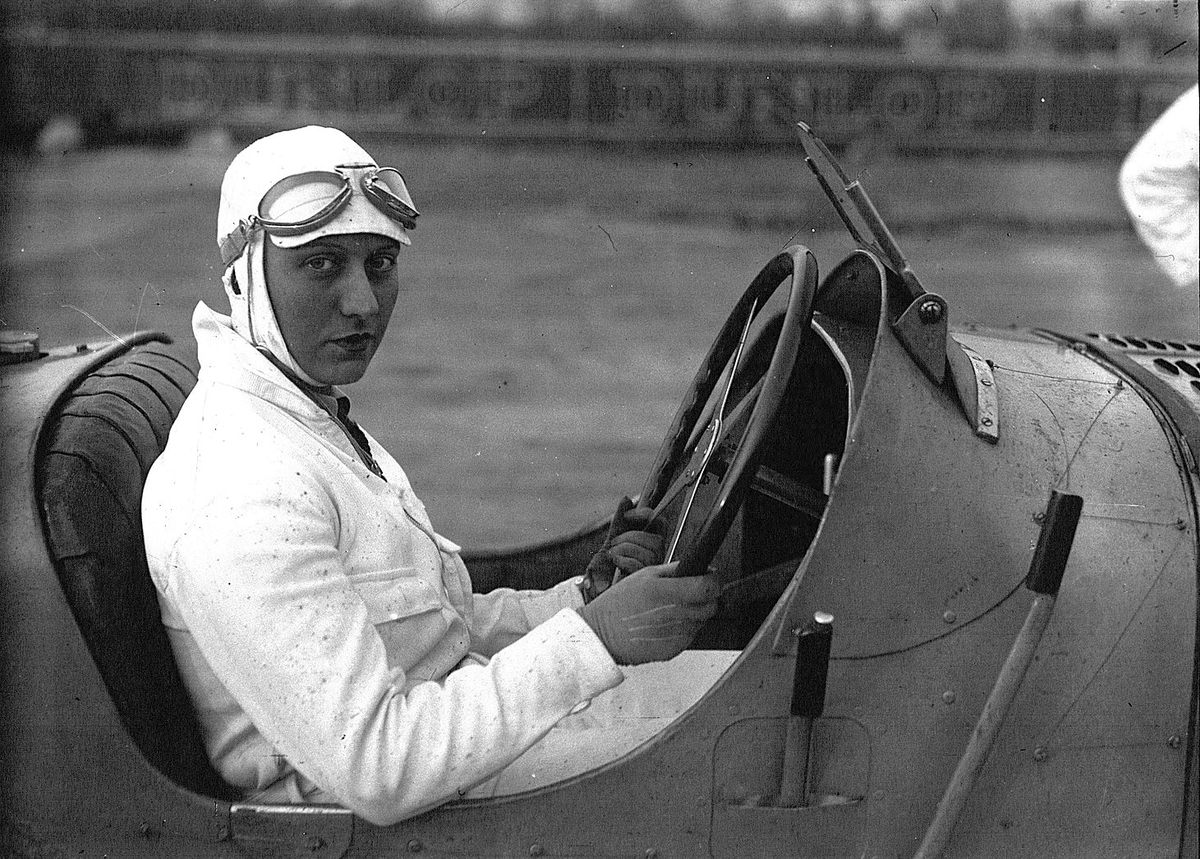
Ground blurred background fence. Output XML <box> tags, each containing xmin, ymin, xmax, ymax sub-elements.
<box><xmin>3</xmin><ymin>0</ymin><xmax>1196</xmax><ymax>154</ymax></box>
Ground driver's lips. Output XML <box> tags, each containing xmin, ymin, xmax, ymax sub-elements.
<box><xmin>328</xmin><ymin>331</ymin><xmax>376</xmax><ymax>355</ymax></box>
<box><xmin>315</xmin><ymin>329</ymin><xmax>380</xmax><ymax>379</ymax></box>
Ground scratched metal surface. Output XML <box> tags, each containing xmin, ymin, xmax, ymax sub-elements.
<box><xmin>756</xmin><ymin>320</ymin><xmax>1195</xmax><ymax>856</ymax></box>
<box><xmin>943</xmin><ymin>331</ymin><xmax>1195</xmax><ymax>856</ymax></box>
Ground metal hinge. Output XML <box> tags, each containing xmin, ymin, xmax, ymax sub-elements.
<box><xmin>228</xmin><ymin>804</ymin><xmax>353</xmax><ymax>858</ymax></box>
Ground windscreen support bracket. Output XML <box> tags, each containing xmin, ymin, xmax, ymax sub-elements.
<box><xmin>893</xmin><ymin>292</ymin><xmax>950</xmax><ymax>385</ymax></box>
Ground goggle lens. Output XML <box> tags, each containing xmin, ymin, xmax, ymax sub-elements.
<box><xmin>258</xmin><ymin>171</ymin><xmax>351</xmax><ymax>235</ymax></box>
<box><xmin>362</xmin><ymin>167</ymin><xmax>419</xmax><ymax>229</ymax></box>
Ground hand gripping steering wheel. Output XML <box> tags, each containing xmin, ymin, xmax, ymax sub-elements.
<box><xmin>639</xmin><ymin>246</ymin><xmax>818</xmax><ymax>580</ymax></box>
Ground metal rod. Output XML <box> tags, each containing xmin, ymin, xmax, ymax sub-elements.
<box><xmin>778</xmin><ymin>611</ymin><xmax>833</xmax><ymax>807</ymax></box>
<box><xmin>914</xmin><ymin>491</ymin><xmax>1083</xmax><ymax>859</ymax></box>
<box><xmin>778</xmin><ymin>719</ymin><xmax>815</xmax><ymax>808</ymax></box>
<box><xmin>822</xmin><ymin>453</ymin><xmax>838</xmax><ymax>497</ymax></box>
<box><xmin>913</xmin><ymin>595</ymin><xmax>1055</xmax><ymax>858</ymax></box>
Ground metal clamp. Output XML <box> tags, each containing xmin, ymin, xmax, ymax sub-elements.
<box><xmin>893</xmin><ymin>293</ymin><xmax>949</xmax><ymax>384</ymax></box>
<box><xmin>946</xmin><ymin>340</ymin><xmax>1000</xmax><ymax>443</ymax></box>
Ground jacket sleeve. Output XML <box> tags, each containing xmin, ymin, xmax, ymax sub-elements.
<box><xmin>1119</xmin><ymin>84</ymin><xmax>1199</xmax><ymax>290</ymax></box>
<box><xmin>161</xmin><ymin>466</ymin><xmax>622</xmax><ymax>826</ymax></box>
<box><xmin>468</xmin><ymin>577</ymin><xmax>589</xmax><ymax>657</ymax></box>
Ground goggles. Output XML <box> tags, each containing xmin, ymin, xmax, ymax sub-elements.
<box><xmin>219</xmin><ymin>163</ymin><xmax>419</xmax><ymax>265</ymax></box>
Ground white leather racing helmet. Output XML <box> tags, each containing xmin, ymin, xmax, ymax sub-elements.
<box><xmin>215</xmin><ymin>126</ymin><xmax>418</xmax><ymax>384</ymax></box>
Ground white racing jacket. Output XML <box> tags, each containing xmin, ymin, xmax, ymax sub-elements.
<box><xmin>1119</xmin><ymin>83</ymin><xmax>1199</xmax><ymax>291</ymax></box>
<box><xmin>143</xmin><ymin>302</ymin><xmax>623</xmax><ymax>825</ymax></box>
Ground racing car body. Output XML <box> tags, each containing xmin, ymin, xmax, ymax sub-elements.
<box><xmin>1</xmin><ymin>128</ymin><xmax>1196</xmax><ymax>858</ymax></box>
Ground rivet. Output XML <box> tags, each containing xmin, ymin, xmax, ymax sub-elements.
<box><xmin>1168</xmin><ymin>734</ymin><xmax>1182</xmax><ymax>749</ymax></box>
<box><xmin>1175</xmin><ymin>519</ymin><xmax>1187</xmax><ymax>531</ymax></box>
<box><xmin>980</xmin><ymin>378</ymin><xmax>993</xmax><ymax>387</ymax></box>
<box><xmin>942</xmin><ymin>690</ymin><xmax>956</xmax><ymax>704</ymax></box>
<box><xmin>942</xmin><ymin>610</ymin><xmax>957</xmax><ymax>624</ymax></box>
<box><xmin>1033</xmin><ymin>746</ymin><xmax>1049</xmax><ymax>762</ymax></box>
<box><xmin>407</xmin><ymin>839</ymin><xmax>423</xmax><ymax>853</ymax></box>
<box><xmin>307</xmin><ymin>836</ymin><xmax>325</xmax><ymax>851</ymax></box>
<box><xmin>918</xmin><ymin>299</ymin><xmax>943</xmax><ymax>324</ymax></box>
<box><xmin>1032</xmin><ymin>511</ymin><xmax>1045</xmax><ymax>523</ymax></box>
<box><xmin>530</xmin><ymin>845</ymin><xmax>545</xmax><ymax>857</ymax></box>
<box><xmin>980</xmin><ymin>417</ymin><xmax>993</xmax><ymax>427</ymax></box>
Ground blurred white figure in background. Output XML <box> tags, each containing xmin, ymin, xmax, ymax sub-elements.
<box><xmin>1119</xmin><ymin>84</ymin><xmax>1199</xmax><ymax>295</ymax></box>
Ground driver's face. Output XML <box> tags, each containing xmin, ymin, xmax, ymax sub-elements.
<box><xmin>264</xmin><ymin>233</ymin><xmax>402</xmax><ymax>386</ymax></box>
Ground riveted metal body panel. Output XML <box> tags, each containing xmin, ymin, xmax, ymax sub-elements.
<box><xmin>769</xmin><ymin>315</ymin><xmax>1197</xmax><ymax>856</ymax></box>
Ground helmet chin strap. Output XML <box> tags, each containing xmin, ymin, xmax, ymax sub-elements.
<box><xmin>222</xmin><ymin>232</ymin><xmax>322</xmax><ymax>387</ymax></box>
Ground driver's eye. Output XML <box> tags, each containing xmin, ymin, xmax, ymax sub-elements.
<box><xmin>368</xmin><ymin>254</ymin><xmax>397</xmax><ymax>274</ymax></box>
<box><xmin>304</xmin><ymin>256</ymin><xmax>337</xmax><ymax>273</ymax></box>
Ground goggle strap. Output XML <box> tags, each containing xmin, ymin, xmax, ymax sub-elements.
<box><xmin>219</xmin><ymin>220</ymin><xmax>253</xmax><ymax>267</ymax></box>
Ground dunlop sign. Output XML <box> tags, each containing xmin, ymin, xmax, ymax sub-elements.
<box><xmin>15</xmin><ymin>33</ymin><xmax>1198</xmax><ymax>151</ymax></box>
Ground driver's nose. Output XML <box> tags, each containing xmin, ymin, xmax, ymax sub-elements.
<box><xmin>339</xmin><ymin>265</ymin><xmax>380</xmax><ymax>319</ymax></box>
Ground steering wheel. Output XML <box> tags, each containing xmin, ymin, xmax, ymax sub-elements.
<box><xmin>639</xmin><ymin>246</ymin><xmax>818</xmax><ymax>580</ymax></box>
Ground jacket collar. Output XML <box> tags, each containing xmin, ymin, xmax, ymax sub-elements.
<box><xmin>191</xmin><ymin>301</ymin><xmax>337</xmax><ymax>423</ymax></box>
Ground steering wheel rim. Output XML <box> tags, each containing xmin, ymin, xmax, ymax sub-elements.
<box><xmin>640</xmin><ymin>246</ymin><xmax>819</xmax><ymax>580</ymax></box>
